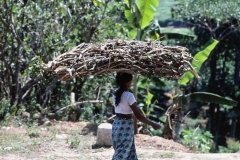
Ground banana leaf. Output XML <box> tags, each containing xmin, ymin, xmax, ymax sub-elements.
<box><xmin>176</xmin><ymin>92</ymin><xmax>238</xmax><ymax>106</ymax></box>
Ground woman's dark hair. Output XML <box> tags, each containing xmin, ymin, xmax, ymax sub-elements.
<box><xmin>115</xmin><ymin>72</ymin><xmax>133</xmax><ymax>106</ymax></box>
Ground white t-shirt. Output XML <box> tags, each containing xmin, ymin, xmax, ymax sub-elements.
<box><xmin>112</xmin><ymin>90</ymin><xmax>136</xmax><ymax>114</ymax></box>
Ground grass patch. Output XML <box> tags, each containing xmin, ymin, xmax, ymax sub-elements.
<box><xmin>94</xmin><ymin>147</ymin><xmax>105</xmax><ymax>153</ymax></box>
<box><xmin>152</xmin><ymin>152</ymin><xmax>175</xmax><ymax>158</ymax></box>
<box><xmin>0</xmin><ymin>131</ymin><xmax>43</xmax><ymax>156</ymax></box>
<box><xmin>67</xmin><ymin>135</ymin><xmax>81</xmax><ymax>149</ymax></box>
<box><xmin>67</xmin><ymin>130</ymin><xmax>95</xmax><ymax>151</ymax></box>
<box><xmin>0</xmin><ymin>132</ymin><xmax>24</xmax><ymax>154</ymax></box>
<box><xmin>137</xmin><ymin>152</ymin><xmax>149</xmax><ymax>158</ymax></box>
<box><xmin>0</xmin><ymin>120</ymin><xmax>99</xmax><ymax>159</ymax></box>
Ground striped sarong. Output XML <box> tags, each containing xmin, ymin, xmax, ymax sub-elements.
<box><xmin>112</xmin><ymin>117</ymin><xmax>138</xmax><ymax>160</ymax></box>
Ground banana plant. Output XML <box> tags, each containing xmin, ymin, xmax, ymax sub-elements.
<box><xmin>178</xmin><ymin>38</ymin><xmax>219</xmax><ymax>84</ymax></box>
<box><xmin>124</xmin><ymin>0</ymin><xmax>160</xmax><ymax>134</ymax></box>
<box><xmin>139</xmin><ymin>90</ymin><xmax>155</xmax><ymax>134</ymax></box>
<box><xmin>162</xmin><ymin>92</ymin><xmax>238</xmax><ymax>139</ymax></box>
<box><xmin>140</xmin><ymin>90</ymin><xmax>154</xmax><ymax>119</ymax></box>
<box><xmin>124</xmin><ymin>0</ymin><xmax>160</xmax><ymax>40</ymax></box>
<box><xmin>161</xmin><ymin>38</ymin><xmax>238</xmax><ymax>139</ymax></box>
<box><xmin>174</xmin><ymin>92</ymin><xmax>238</xmax><ymax>107</ymax></box>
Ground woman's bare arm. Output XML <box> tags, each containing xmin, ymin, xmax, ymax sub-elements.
<box><xmin>130</xmin><ymin>102</ymin><xmax>161</xmax><ymax>130</ymax></box>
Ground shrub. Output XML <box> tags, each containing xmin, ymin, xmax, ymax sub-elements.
<box><xmin>218</xmin><ymin>138</ymin><xmax>240</xmax><ymax>153</ymax></box>
<box><xmin>180</xmin><ymin>126</ymin><xmax>214</xmax><ymax>153</ymax></box>
<box><xmin>0</xmin><ymin>99</ymin><xmax>11</xmax><ymax>120</ymax></box>
<box><xmin>28</xmin><ymin>122</ymin><xmax>40</xmax><ymax>138</ymax></box>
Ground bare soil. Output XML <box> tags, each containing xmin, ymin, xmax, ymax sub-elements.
<box><xmin>0</xmin><ymin>121</ymin><xmax>239</xmax><ymax>160</ymax></box>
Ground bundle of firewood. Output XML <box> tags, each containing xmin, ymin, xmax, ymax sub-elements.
<box><xmin>44</xmin><ymin>39</ymin><xmax>198</xmax><ymax>81</ymax></box>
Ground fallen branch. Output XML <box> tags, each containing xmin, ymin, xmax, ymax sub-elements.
<box><xmin>107</xmin><ymin>115</ymin><xmax>116</xmax><ymax>120</ymax></box>
<box><xmin>52</xmin><ymin>100</ymin><xmax>104</xmax><ymax>113</ymax></box>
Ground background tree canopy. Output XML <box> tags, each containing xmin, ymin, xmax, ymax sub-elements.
<box><xmin>170</xmin><ymin>0</ymin><xmax>240</xmax><ymax>151</ymax></box>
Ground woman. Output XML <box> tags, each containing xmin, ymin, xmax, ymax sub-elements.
<box><xmin>112</xmin><ymin>72</ymin><xmax>161</xmax><ymax>160</ymax></box>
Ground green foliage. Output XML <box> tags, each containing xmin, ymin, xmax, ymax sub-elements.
<box><xmin>178</xmin><ymin>38</ymin><xmax>219</xmax><ymax>85</ymax></box>
<box><xmin>97</xmin><ymin>0</ymin><xmax>128</xmax><ymax>41</ymax></box>
<box><xmin>218</xmin><ymin>146</ymin><xmax>233</xmax><ymax>153</ymax></box>
<box><xmin>124</xmin><ymin>0</ymin><xmax>141</xmax><ymax>28</ymax></box>
<box><xmin>0</xmin><ymin>99</ymin><xmax>16</xmax><ymax>120</ymax></box>
<box><xmin>138</xmin><ymin>76</ymin><xmax>170</xmax><ymax>110</ymax></box>
<box><xmin>148</xmin><ymin>124</ymin><xmax>162</xmax><ymax>136</ymax></box>
<box><xmin>76</xmin><ymin>74</ymin><xmax>114</xmax><ymax>123</ymax></box>
<box><xmin>146</xmin><ymin>91</ymin><xmax>154</xmax><ymax>106</ymax></box>
<box><xmin>157</xmin><ymin>0</ymin><xmax>240</xmax><ymax>150</ymax></box>
<box><xmin>138</xmin><ymin>76</ymin><xmax>172</xmax><ymax>126</ymax></box>
<box><xmin>160</xmin><ymin>27</ymin><xmax>196</xmax><ymax>39</ymax></box>
<box><xmin>152</xmin><ymin>152</ymin><xmax>175</xmax><ymax>159</ymax></box>
<box><xmin>0</xmin><ymin>130</ymin><xmax>26</xmax><ymax>154</ymax></box>
<box><xmin>128</xmin><ymin>28</ymin><xmax>138</xmax><ymax>38</ymax></box>
<box><xmin>183</xmin><ymin>117</ymin><xmax>202</xmax><ymax>129</ymax></box>
<box><xmin>24</xmin><ymin>56</ymin><xmax>46</xmax><ymax>78</ymax></box>
<box><xmin>221</xmin><ymin>104</ymin><xmax>234</xmax><ymax>112</ymax></box>
<box><xmin>10</xmin><ymin>105</ymin><xmax>17</xmax><ymax>116</ymax></box>
<box><xmin>68</xmin><ymin>136</ymin><xmax>81</xmax><ymax>149</ymax></box>
<box><xmin>124</xmin><ymin>0</ymin><xmax>160</xmax><ymax>40</ymax></box>
<box><xmin>191</xmin><ymin>38</ymin><xmax>219</xmax><ymax>71</ymax></box>
<box><xmin>218</xmin><ymin>138</ymin><xmax>240</xmax><ymax>153</ymax></box>
<box><xmin>141</xmin><ymin>20</ymin><xmax>161</xmax><ymax>41</ymax></box>
<box><xmin>155</xmin><ymin>0</ymin><xmax>176</xmax><ymax>21</ymax></box>
<box><xmin>181</xmin><ymin>127</ymin><xmax>214</xmax><ymax>153</ymax></box>
<box><xmin>140</xmin><ymin>91</ymin><xmax>154</xmax><ymax>118</ymax></box>
<box><xmin>227</xmin><ymin>138</ymin><xmax>240</xmax><ymax>152</ymax></box>
<box><xmin>138</xmin><ymin>0</ymin><xmax>159</xmax><ymax>29</ymax></box>
<box><xmin>28</xmin><ymin>122</ymin><xmax>40</xmax><ymax>138</ymax></box>
<box><xmin>174</xmin><ymin>0</ymin><xmax>240</xmax><ymax>21</ymax></box>
<box><xmin>125</xmin><ymin>0</ymin><xmax>159</xmax><ymax>29</ymax></box>
<box><xmin>176</xmin><ymin>92</ymin><xmax>238</xmax><ymax>106</ymax></box>
<box><xmin>0</xmin><ymin>0</ymin><xmax>127</xmax><ymax>119</ymax></box>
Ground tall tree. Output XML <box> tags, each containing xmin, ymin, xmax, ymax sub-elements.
<box><xmin>0</xmin><ymin>0</ymin><xmax>127</xmax><ymax>118</ymax></box>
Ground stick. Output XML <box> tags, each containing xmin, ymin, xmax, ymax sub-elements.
<box><xmin>181</xmin><ymin>111</ymin><xmax>191</xmax><ymax>123</ymax></box>
<box><xmin>53</xmin><ymin>100</ymin><xmax>104</xmax><ymax>113</ymax></box>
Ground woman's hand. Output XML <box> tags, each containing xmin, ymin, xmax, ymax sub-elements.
<box><xmin>151</xmin><ymin>122</ymin><xmax>162</xmax><ymax>130</ymax></box>
<box><xmin>130</xmin><ymin>102</ymin><xmax>163</xmax><ymax>130</ymax></box>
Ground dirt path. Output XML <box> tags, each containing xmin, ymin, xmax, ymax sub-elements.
<box><xmin>1</xmin><ymin>146</ymin><xmax>240</xmax><ymax>160</ymax></box>
<box><xmin>1</xmin><ymin>121</ymin><xmax>240</xmax><ymax>160</ymax></box>
<box><xmin>91</xmin><ymin>147</ymin><xmax>240</xmax><ymax>160</ymax></box>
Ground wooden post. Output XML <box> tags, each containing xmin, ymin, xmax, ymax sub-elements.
<box><xmin>71</xmin><ymin>92</ymin><xmax>75</xmax><ymax>104</ymax></box>
<box><xmin>133</xmin><ymin>75</ymin><xmax>138</xmax><ymax>134</ymax></box>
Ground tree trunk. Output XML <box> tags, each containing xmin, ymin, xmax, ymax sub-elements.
<box><xmin>207</xmin><ymin>47</ymin><xmax>217</xmax><ymax>133</ymax></box>
<box><xmin>208</xmin><ymin>48</ymin><xmax>217</xmax><ymax>93</ymax></box>
<box><xmin>213</xmin><ymin>105</ymin><xmax>220</xmax><ymax>152</ymax></box>
<box><xmin>15</xmin><ymin>75</ymin><xmax>43</xmax><ymax>114</ymax></box>
<box><xmin>231</xmin><ymin>42</ymin><xmax>240</xmax><ymax>139</ymax></box>
<box><xmin>174</xmin><ymin>101</ymin><xmax>183</xmax><ymax>142</ymax></box>
<box><xmin>162</xmin><ymin>106</ymin><xmax>176</xmax><ymax>139</ymax></box>
<box><xmin>173</xmin><ymin>112</ymin><xmax>182</xmax><ymax>141</ymax></box>
<box><xmin>13</xmin><ymin>48</ymin><xmax>20</xmax><ymax>103</ymax></box>
<box><xmin>234</xmin><ymin>49</ymin><xmax>240</xmax><ymax>101</ymax></box>
<box><xmin>234</xmin><ymin>42</ymin><xmax>240</xmax><ymax>86</ymax></box>
<box><xmin>207</xmin><ymin>103</ymin><xmax>216</xmax><ymax>134</ymax></box>
<box><xmin>230</xmin><ymin>117</ymin><xmax>236</xmax><ymax>138</ymax></box>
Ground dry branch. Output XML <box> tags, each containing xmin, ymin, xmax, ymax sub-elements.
<box><xmin>52</xmin><ymin>100</ymin><xmax>104</xmax><ymax>113</ymax></box>
<box><xmin>44</xmin><ymin>39</ymin><xmax>199</xmax><ymax>80</ymax></box>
